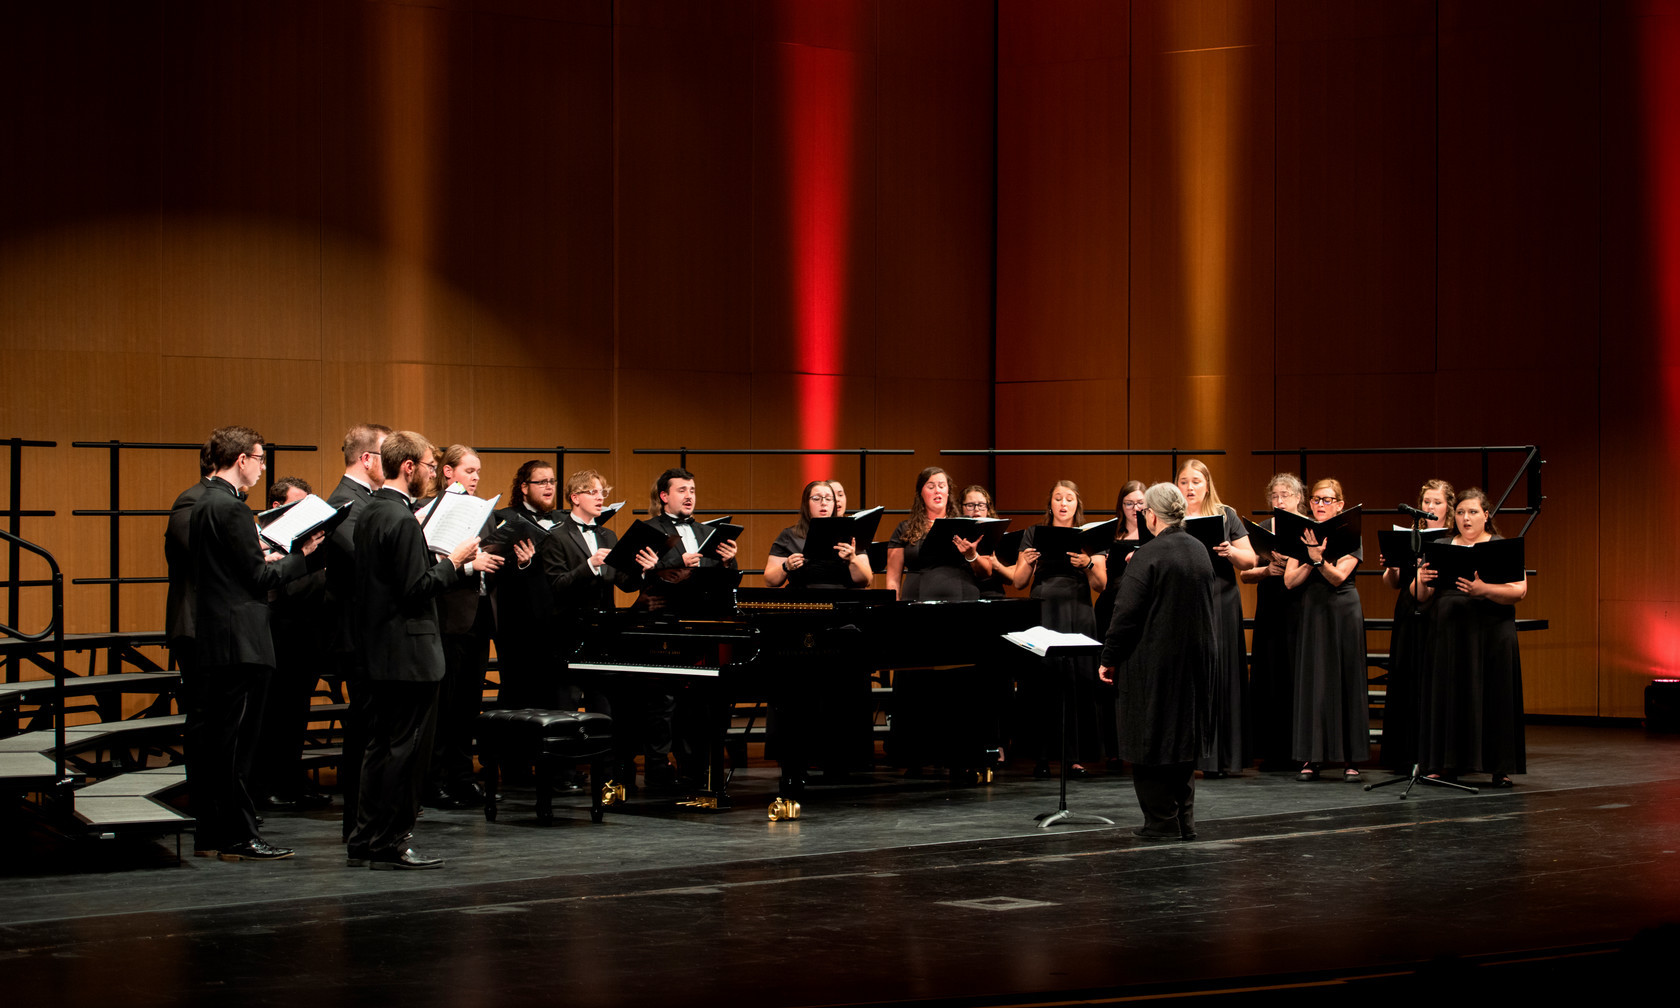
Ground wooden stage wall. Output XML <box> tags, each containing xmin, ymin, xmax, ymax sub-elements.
<box><xmin>2</xmin><ymin>1</ymin><xmax>1675</xmax><ymax>718</ymax></box>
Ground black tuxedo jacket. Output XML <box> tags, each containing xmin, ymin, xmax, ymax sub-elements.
<box><xmin>489</xmin><ymin>503</ymin><xmax>560</xmax><ymax>635</ymax></box>
<box><xmin>645</xmin><ymin>512</ymin><xmax>740</xmax><ymax>571</ymax></box>
<box><xmin>539</xmin><ymin>516</ymin><xmax>642</xmax><ymax>616</ymax></box>
<box><xmin>164</xmin><ymin>478</ymin><xmax>210</xmax><ymax>645</ymax></box>
<box><xmin>638</xmin><ymin>512</ymin><xmax>742</xmax><ymax>609</ymax></box>
<box><xmin>190</xmin><ymin>477</ymin><xmax>311</xmax><ymax>668</ymax></box>
<box><xmin>353</xmin><ymin>486</ymin><xmax>460</xmax><ymax>683</ymax></box>
<box><xmin>324</xmin><ymin>474</ymin><xmax>379</xmax><ymax>655</ymax></box>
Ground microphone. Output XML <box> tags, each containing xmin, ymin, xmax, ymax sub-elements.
<box><xmin>1397</xmin><ymin>503</ymin><xmax>1434</xmax><ymax>520</ymax></box>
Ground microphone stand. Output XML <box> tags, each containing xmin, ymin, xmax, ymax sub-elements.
<box><xmin>1366</xmin><ymin>517</ymin><xmax>1478</xmax><ymax>798</ymax></box>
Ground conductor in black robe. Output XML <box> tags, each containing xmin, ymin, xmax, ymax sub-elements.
<box><xmin>1099</xmin><ymin>482</ymin><xmax>1217</xmax><ymax>841</ymax></box>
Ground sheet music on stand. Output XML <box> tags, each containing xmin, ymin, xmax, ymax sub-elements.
<box><xmin>423</xmin><ymin>493</ymin><xmax>500</xmax><ymax>554</ymax></box>
<box><xmin>1003</xmin><ymin>626</ymin><xmax>1103</xmax><ymax>657</ymax></box>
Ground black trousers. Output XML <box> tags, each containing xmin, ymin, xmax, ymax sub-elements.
<box><xmin>348</xmin><ymin>679</ymin><xmax>440</xmax><ymax>855</ymax></box>
<box><xmin>255</xmin><ymin>622</ymin><xmax>323</xmax><ymax>798</ymax></box>
<box><xmin>1131</xmin><ymin>761</ymin><xmax>1196</xmax><ymax>833</ymax></box>
<box><xmin>429</xmin><ymin>632</ymin><xmax>490</xmax><ymax>796</ymax></box>
<box><xmin>180</xmin><ymin>660</ymin><xmax>270</xmax><ymax>850</ymax></box>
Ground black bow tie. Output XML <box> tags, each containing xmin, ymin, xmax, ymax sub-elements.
<box><xmin>574</xmin><ymin>521</ymin><xmax>600</xmax><ymax>532</ymax></box>
<box><xmin>668</xmin><ymin>516</ymin><xmax>693</xmax><ymax>526</ymax></box>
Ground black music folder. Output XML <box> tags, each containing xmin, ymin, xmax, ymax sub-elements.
<box><xmin>866</xmin><ymin>540</ymin><xmax>890</xmax><ymax>571</ymax></box>
<box><xmin>259</xmin><ymin>495</ymin><xmax>353</xmax><ymax>553</ymax></box>
<box><xmin>805</xmin><ymin>505</ymin><xmax>886</xmax><ymax>558</ymax></box>
<box><xmin>1270</xmin><ymin>505</ymin><xmax>1364</xmax><ymax>563</ymax></box>
<box><xmin>1424</xmin><ymin>536</ymin><xmax>1525</xmax><ymax>585</ymax></box>
<box><xmin>603</xmin><ymin>519</ymin><xmax>675</xmax><ymax>571</ymax></box>
<box><xmin>482</xmin><ymin>511</ymin><xmax>549</xmax><ymax>555</ymax></box>
<box><xmin>1376</xmin><ymin>527</ymin><xmax>1453</xmax><ymax>570</ymax></box>
<box><xmin>698</xmin><ymin>517</ymin><xmax>745</xmax><ymax>559</ymax></box>
<box><xmin>924</xmin><ymin>516</ymin><xmax>1010</xmax><ymax>564</ymax></box>
<box><xmin>1028</xmin><ymin>519</ymin><xmax>1117</xmax><ymax>571</ymax></box>
<box><xmin>595</xmin><ymin>501</ymin><xmax>625</xmax><ymax>525</ymax></box>
<box><xmin>995</xmin><ymin>528</ymin><xmax>1026</xmax><ymax>566</ymax></box>
<box><xmin>1240</xmin><ymin>517</ymin><xmax>1279</xmax><ymax>558</ymax></box>
<box><xmin>1184</xmin><ymin>515</ymin><xmax>1229</xmax><ymax>555</ymax></box>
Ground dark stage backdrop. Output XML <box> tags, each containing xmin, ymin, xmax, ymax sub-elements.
<box><xmin>2</xmin><ymin>1</ymin><xmax>1675</xmax><ymax>719</ymax></box>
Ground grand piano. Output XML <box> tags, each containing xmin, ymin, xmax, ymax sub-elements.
<box><xmin>571</xmin><ymin>587</ymin><xmax>1040</xmax><ymax>814</ymax></box>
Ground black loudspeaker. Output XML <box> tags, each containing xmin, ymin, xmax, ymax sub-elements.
<box><xmin>1645</xmin><ymin>680</ymin><xmax>1680</xmax><ymax>733</ymax></box>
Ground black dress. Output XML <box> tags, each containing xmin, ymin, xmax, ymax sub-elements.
<box><xmin>1199</xmin><ymin>505</ymin><xmax>1248</xmax><ymax>774</ymax></box>
<box><xmin>766</xmin><ymin>526</ymin><xmax>871</xmax><ymax>775</ymax></box>
<box><xmin>1289</xmin><ymin>541</ymin><xmax>1370</xmax><ymax>765</ymax></box>
<box><xmin>770</xmin><ymin>526</ymin><xmax>855</xmax><ymax>590</ymax></box>
<box><xmin>888</xmin><ymin>520</ymin><xmax>979</xmax><ymax>601</ymax></box>
<box><xmin>1022</xmin><ymin>525</ymin><xmax>1101</xmax><ymax>764</ymax></box>
<box><xmin>1418</xmin><ymin>539</ymin><xmax>1526</xmax><ymax>777</ymax></box>
<box><xmin>1244</xmin><ymin>518</ymin><xmax>1298</xmax><ymax>769</ymax></box>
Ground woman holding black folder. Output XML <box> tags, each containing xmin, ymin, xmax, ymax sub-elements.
<box><xmin>1240</xmin><ymin>473</ymin><xmax>1305</xmax><ymax>771</ymax></box>
<box><xmin>1014</xmin><ymin>481</ymin><xmax>1107</xmax><ymax>777</ymax></box>
<box><xmin>1377</xmin><ymin>479</ymin><xmax>1454</xmax><ymax>772</ymax></box>
<box><xmin>959</xmin><ymin>485</ymin><xmax>1012</xmax><ymax>597</ymax></box>
<box><xmin>763</xmin><ymin>480</ymin><xmax>871</xmax><ymax>589</ymax></box>
<box><xmin>1412</xmin><ymin>488</ymin><xmax>1527</xmax><ymax>787</ymax></box>
<box><xmin>886</xmin><ymin>467</ymin><xmax>985</xmax><ymax>601</ymax></box>
<box><xmin>1177</xmin><ymin>459</ymin><xmax>1256</xmax><ymax>776</ymax></box>
<box><xmin>1284</xmin><ymin>477</ymin><xmax>1368</xmax><ymax>780</ymax></box>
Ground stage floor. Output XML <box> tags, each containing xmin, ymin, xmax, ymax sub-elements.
<box><xmin>5</xmin><ymin>723</ymin><xmax>1679</xmax><ymax>1006</ymax></box>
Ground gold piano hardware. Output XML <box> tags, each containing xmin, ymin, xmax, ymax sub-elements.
<box><xmin>601</xmin><ymin>780</ymin><xmax>627</xmax><ymax>805</ymax></box>
<box><xmin>734</xmin><ymin>600</ymin><xmax>840</xmax><ymax>611</ymax></box>
<box><xmin>677</xmin><ymin>796</ymin><xmax>722</xmax><ymax>810</ymax></box>
<box><xmin>767</xmin><ymin>797</ymin><xmax>801</xmax><ymax>821</ymax></box>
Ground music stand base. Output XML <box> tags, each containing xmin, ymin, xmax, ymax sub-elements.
<box><xmin>1365</xmin><ymin>763</ymin><xmax>1480</xmax><ymax>798</ymax></box>
<box><xmin>1035</xmin><ymin>808</ymin><xmax>1114</xmax><ymax>828</ymax></box>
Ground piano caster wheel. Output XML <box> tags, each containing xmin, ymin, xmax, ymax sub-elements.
<box><xmin>601</xmin><ymin>780</ymin><xmax>627</xmax><ymax>806</ymax></box>
<box><xmin>979</xmin><ymin>768</ymin><xmax>995</xmax><ymax>785</ymax></box>
<box><xmin>767</xmin><ymin>797</ymin><xmax>802</xmax><ymax>821</ymax></box>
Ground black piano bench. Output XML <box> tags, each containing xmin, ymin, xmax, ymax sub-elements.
<box><xmin>474</xmin><ymin>709</ymin><xmax>615</xmax><ymax>825</ymax></box>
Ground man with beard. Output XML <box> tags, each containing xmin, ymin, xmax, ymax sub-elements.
<box><xmin>414</xmin><ymin>445</ymin><xmax>518</xmax><ymax>808</ymax></box>
<box><xmin>348</xmin><ymin>431</ymin><xmax>480</xmax><ymax>869</ymax></box>
<box><xmin>324</xmin><ymin>423</ymin><xmax>390</xmax><ymax>840</ymax></box>
<box><xmin>490</xmin><ymin>460</ymin><xmax>563</xmax><ymax>709</ymax></box>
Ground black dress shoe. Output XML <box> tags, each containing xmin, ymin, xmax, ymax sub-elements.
<box><xmin>295</xmin><ymin>790</ymin><xmax>333</xmax><ymax>810</ymax></box>
<box><xmin>218</xmin><ymin>839</ymin><xmax>295</xmax><ymax>862</ymax></box>
<box><xmin>368</xmin><ymin>847</ymin><xmax>444</xmax><ymax>870</ymax></box>
<box><xmin>1132</xmin><ymin>825</ymin><xmax>1180</xmax><ymax>840</ymax></box>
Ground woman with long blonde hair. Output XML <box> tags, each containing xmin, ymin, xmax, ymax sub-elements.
<box><xmin>1176</xmin><ymin>459</ymin><xmax>1257</xmax><ymax>776</ymax></box>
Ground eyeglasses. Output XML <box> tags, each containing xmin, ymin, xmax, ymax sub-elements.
<box><xmin>809</xmin><ymin>494</ymin><xmax>836</xmax><ymax>503</ymax></box>
<box><xmin>527</xmin><ymin>478</ymin><xmax>558</xmax><ymax>487</ymax></box>
<box><xmin>417</xmin><ymin>459</ymin><xmax>438</xmax><ymax>472</ymax></box>
<box><xmin>1122</xmin><ymin>500</ymin><xmax>1144</xmax><ymax>509</ymax></box>
<box><xmin>1270</xmin><ymin>492</ymin><xmax>1298</xmax><ymax>502</ymax></box>
<box><xmin>1309</xmin><ymin>496</ymin><xmax>1340</xmax><ymax>505</ymax></box>
<box><xmin>245</xmin><ymin>452</ymin><xmax>266</xmax><ymax>468</ymax></box>
<box><xmin>960</xmin><ymin>501</ymin><xmax>989</xmax><ymax>510</ymax></box>
<box><xmin>576</xmin><ymin>487</ymin><xmax>606</xmax><ymax>497</ymax></box>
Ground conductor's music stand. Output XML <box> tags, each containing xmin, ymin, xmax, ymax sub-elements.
<box><xmin>1005</xmin><ymin>629</ymin><xmax>1114</xmax><ymax>829</ymax></box>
